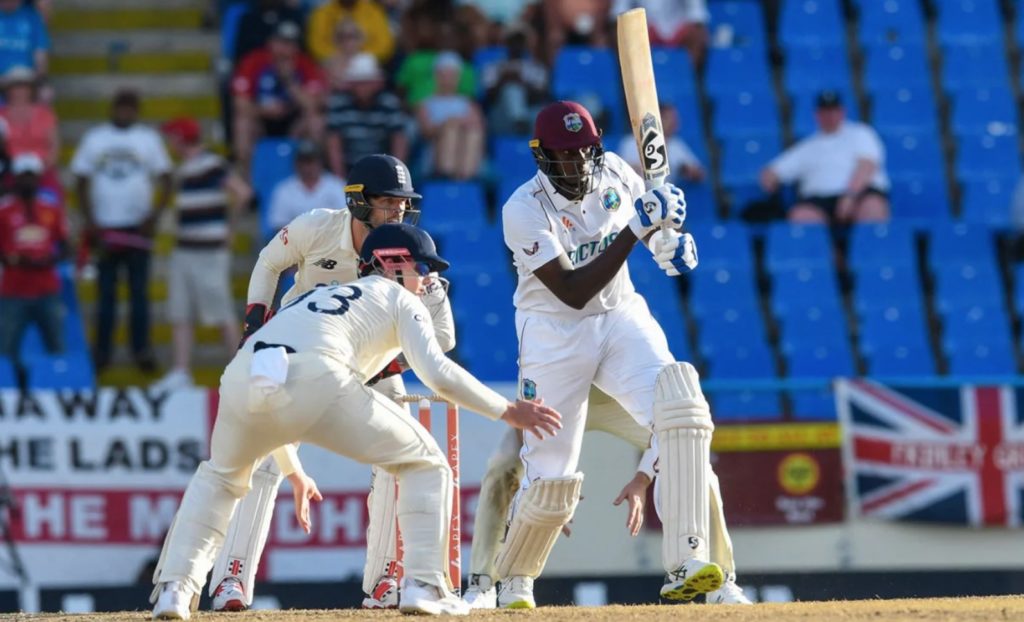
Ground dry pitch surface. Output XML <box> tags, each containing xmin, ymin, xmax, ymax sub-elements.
<box><xmin>4</xmin><ymin>596</ymin><xmax>1024</xmax><ymax>622</ymax></box>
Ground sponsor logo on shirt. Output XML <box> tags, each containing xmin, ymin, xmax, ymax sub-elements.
<box><xmin>567</xmin><ymin>231</ymin><xmax>618</xmax><ymax>265</ymax></box>
<box><xmin>561</xmin><ymin>216</ymin><xmax>574</xmax><ymax>230</ymax></box>
<box><xmin>600</xmin><ymin>187</ymin><xmax>621</xmax><ymax>212</ymax></box>
<box><xmin>523</xmin><ymin>241</ymin><xmax>540</xmax><ymax>256</ymax></box>
<box><xmin>313</xmin><ymin>257</ymin><xmax>337</xmax><ymax>270</ymax></box>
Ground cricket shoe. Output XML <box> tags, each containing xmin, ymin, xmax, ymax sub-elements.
<box><xmin>398</xmin><ymin>578</ymin><xmax>469</xmax><ymax>615</ymax></box>
<box><xmin>152</xmin><ymin>581</ymin><xmax>193</xmax><ymax>620</ymax></box>
<box><xmin>462</xmin><ymin>574</ymin><xmax>497</xmax><ymax>609</ymax></box>
<box><xmin>660</xmin><ymin>559</ymin><xmax>724</xmax><ymax>602</ymax></box>
<box><xmin>706</xmin><ymin>577</ymin><xmax>752</xmax><ymax>604</ymax></box>
<box><xmin>497</xmin><ymin>575</ymin><xmax>535</xmax><ymax>609</ymax></box>
<box><xmin>362</xmin><ymin>575</ymin><xmax>399</xmax><ymax>609</ymax></box>
<box><xmin>211</xmin><ymin>578</ymin><xmax>247</xmax><ymax>612</ymax></box>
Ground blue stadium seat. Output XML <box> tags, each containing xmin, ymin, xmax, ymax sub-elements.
<box><xmin>866</xmin><ymin>344</ymin><xmax>936</xmax><ymax>376</ymax></box>
<box><xmin>848</xmin><ymin>222</ymin><xmax>917</xmax><ymax>270</ymax></box>
<box><xmin>941</xmin><ymin>304</ymin><xmax>1012</xmax><ymax>350</ymax></box>
<box><xmin>685</xmin><ymin>222</ymin><xmax>755</xmax><ymax>271</ymax></box>
<box><xmin>705</xmin><ymin>48</ymin><xmax>773</xmax><ymax>98</ymax></box>
<box><xmin>689</xmin><ymin>268</ymin><xmax>760</xmax><ymax>314</ymax></box>
<box><xmin>708</xmin><ymin>1</ymin><xmax>769</xmax><ymax>49</ymax></box>
<box><xmin>491</xmin><ymin>135</ymin><xmax>536</xmax><ymax>187</ymax></box>
<box><xmin>0</xmin><ymin>357</ymin><xmax>15</xmax><ymax>388</ymax></box>
<box><xmin>927</xmin><ymin>223</ymin><xmax>995</xmax><ymax>269</ymax></box>
<box><xmin>961</xmin><ymin>177</ymin><xmax>1016</xmax><ymax>226</ymax></box>
<box><xmin>883</xmin><ymin>133</ymin><xmax>945</xmax><ymax>182</ymax></box>
<box><xmin>449</xmin><ymin>271</ymin><xmax>517</xmax><ymax>380</ymax></box>
<box><xmin>946</xmin><ymin>342</ymin><xmax>1017</xmax><ymax>375</ymax></box>
<box><xmin>857</xmin><ymin>0</ymin><xmax>927</xmax><ymax>48</ymax></box>
<box><xmin>950</xmin><ymin>87</ymin><xmax>1017</xmax><ymax>136</ymax></box>
<box><xmin>888</xmin><ymin>178</ymin><xmax>952</xmax><ymax>221</ymax></box>
<box><xmin>941</xmin><ymin>44</ymin><xmax>1010</xmax><ymax>92</ymax></box>
<box><xmin>933</xmin><ymin>262</ymin><xmax>1003</xmax><ymax>312</ymax></box>
<box><xmin>26</xmin><ymin>352</ymin><xmax>95</xmax><ymax>389</ymax></box>
<box><xmin>677</xmin><ymin>180</ymin><xmax>716</xmax><ymax>222</ymax></box>
<box><xmin>252</xmin><ymin>138</ymin><xmax>297</xmax><ymax>241</ymax></box>
<box><xmin>870</xmin><ymin>88</ymin><xmax>939</xmax><ymax>135</ymax></box>
<box><xmin>419</xmin><ymin>181</ymin><xmax>488</xmax><ymax>233</ymax></box>
<box><xmin>784</xmin><ymin>45</ymin><xmax>853</xmax><ymax>95</ymax></box>
<box><xmin>790</xmin><ymin>389</ymin><xmax>838</xmax><ymax>420</ymax></box>
<box><xmin>652</xmin><ymin>47</ymin><xmax>696</xmax><ymax>104</ymax></box>
<box><xmin>434</xmin><ymin>225</ymin><xmax>507</xmax><ymax>275</ymax></box>
<box><xmin>776</xmin><ymin>303</ymin><xmax>848</xmax><ymax>346</ymax></box>
<box><xmin>955</xmin><ymin>133</ymin><xmax>1021</xmax><ymax>183</ymax></box>
<box><xmin>473</xmin><ymin>46</ymin><xmax>507</xmax><ymax>93</ymax></box>
<box><xmin>859</xmin><ymin>304</ymin><xmax>931</xmax><ymax>353</ymax></box>
<box><xmin>1012</xmin><ymin>263</ymin><xmax>1024</xmax><ymax>316</ymax></box>
<box><xmin>771</xmin><ymin>267</ymin><xmax>842</xmax><ymax>315</ymax></box>
<box><xmin>719</xmin><ymin>135</ymin><xmax>780</xmax><ymax>187</ymax></box>
<box><xmin>712</xmin><ymin>390</ymin><xmax>782</xmax><ymax>421</ymax></box>
<box><xmin>697</xmin><ymin>303</ymin><xmax>768</xmax><ymax>345</ymax></box>
<box><xmin>790</xmin><ymin>87</ymin><xmax>858</xmax><ymax>137</ymax></box>
<box><xmin>552</xmin><ymin>46</ymin><xmax>624</xmax><ymax>135</ymax></box>
<box><xmin>863</xmin><ymin>44</ymin><xmax>931</xmax><ymax>92</ymax></box>
<box><xmin>220</xmin><ymin>1</ymin><xmax>248</xmax><ymax>60</ymax></box>
<box><xmin>779</xmin><ymin>0</ymin><xmax>844</xmax><ymax>47</ymax></box>
<box><xmin>935</xmin><ymin>0</ymin><xmax>1003</xmax><ymax>46</ymax></box>
<box><xmin>701</xmin><ymin>342</ymin><xmax>776</xmax><ymax>379</ymax></box>
<box><xmin>784</xmin><ymin>341</ymin><xmax>856</xmax><ymax>379</ymax></box>
<box><xmin>764</xmin><ymin>223</ymin><xmax>833</xmax><ymax>271</ymax></box>
<box><xmin>627</xmin><ymin>255</ymin><xmax>691</xmax><ymax>359</ymax></box>
<box><xmin>853</xmin><ymin>265</ymin><xmax>924</xmax><ymax>312</ymax></box>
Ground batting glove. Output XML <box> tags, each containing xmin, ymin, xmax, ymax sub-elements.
<box><xmin>628</xmin><ymin>183</ymin><xmax>687</xmax><ymax>239</ymax></box>
<box><xmin>648</xmin><ymin>229</ymin><xmax>698</xmax><ymax>276</ymax></box>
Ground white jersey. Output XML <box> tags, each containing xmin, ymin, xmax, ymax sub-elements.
<box><xmin>247</xmin><ymin>276</ymin><xmax>508</xmax><ymax>419</ymax></box>
<box><xmin>502</xmin><ymin>151</ymin><xmax>644</xmax><ymax>319</ymax></box>
<box><xmin>248</xmin><ymin>206</ymin><xmax>455</xmax><ymax>351</ymax></box>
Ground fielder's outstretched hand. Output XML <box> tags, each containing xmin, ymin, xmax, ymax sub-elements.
<box><xmin>613</xmin><ymin>472</ymin><xmax>652</xmax><ymax>536</ymax></box>
<box><xmin>287</xmin><ymin>471</ymin><xmax>323</xmax><ymax>534</ymax></box>
<box><xmin>628</xmin><ymin>183</ymin><xmax>687</xmax><ymax>239</ymax></box>
<box><xmin>501</xmin><ymin>398</ymin><xmax>562</xmax><ymax>440</ymax></box>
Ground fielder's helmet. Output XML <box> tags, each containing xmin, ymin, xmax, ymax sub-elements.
<box><xmin>358</xmin><ymin>222</ymin><xmax>449</xmax><ymax>277</ymax></box>
<box><xmin>530</xmin><ymin>101</ymin><xmax>605</xmax><ymax>201</ymax></box>
<box><xmin>346</xmin><ymin>154</ymin><xmax>422</xmax><ymax>227</ymax></box>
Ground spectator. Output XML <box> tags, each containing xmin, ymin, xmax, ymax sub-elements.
<box><xmin>415</xmin><ymin>51</ymin><xmax>485</xmax><ymax>180</ymax></box>
<box><xmin>0</xmin><ymin>0</ymin><xmax>48</xmax><ymax>77</ymax></box>
<box><xmin>538</xmin><ymin>0</ymin><xmax>611</xmax><ymax>64</ymax></box>
<box><xmin>759</xmin><ymin>90</ymin><xmax>890</xmax><ymax>224</ymax></box>
<box><xmin>154</xmin><ymin>118</ymin><xmax>251</xmax><ymax>392</ymax></box>
<box><xmin>322</xmin><ymin>17</ymin><xmax>366</xmax><ymax>90</ymax></box>
<box><xmin>482</xmin><ymin>21</ymin><xmax>548</xmax><ymax>136</ymax></box>
<box><xmin>0</xmin><ymin>154</ymin><xmax>66</xmax><ymax>384</ymax></box>
<box><xmin>395</xmin><ymin>13</ymin><xmax>476</xmax><ymax>107</ymax></box>
<box><xmin>610</xmin><ymin>0</ymin><xmax>709</xmax><ymax>66</ymax></box>
<box><xmin>617</xmin><ymin>101</ymin><xmax>704</xmax><ymax>183</ymax></box>
<box><xmin>267</xmin><ymin>140</ymin><xmax>346</xmax><ymax>231</ymax></box>
<box><xmin>71</xmin><ymin>89</ymin><xmax>173</xmax><ymax>373</ymax></box>
<box><xmin>0</xmin><ymin>66</ymin><xmax>57</xmax><ymax>169</ymax></box>
<box><xmin>231</xmin><ymin>0</ymin><xmax>306</xmax><ymax>64</ymax></box>
<box><xmin>325</xmin><ymin>53</ymin><xmax>408</xmax><ymax>177</ymax></box>
<box><xmin>232</xmin><ymin>21</ymin><xmax>326</xmax><ymax>177</ymax></box>
<box><xmin>307</xmin><ymin>0</ymin><xmax>394</xmax><ymax>65</ymax></box>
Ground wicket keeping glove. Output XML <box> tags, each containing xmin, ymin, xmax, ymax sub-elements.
<box><xmin>648</xmin><ymin>228</ymin><xmax>698</xmax><ymax>276</ymax></box>
<box><xmin>628</xmin><ymin>183</ymin><xmax>687</xmax><ymax>239</ymax></box>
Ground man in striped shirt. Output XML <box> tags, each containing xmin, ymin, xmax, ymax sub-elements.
<box><xmin>155</xmin><ymin>118</ymin><xmax>252</xmax><ymax>391</ymax></box>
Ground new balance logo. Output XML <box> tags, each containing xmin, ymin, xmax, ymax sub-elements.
<box><xmin>313</xmin><ymin>258</ymin><xmax>337</xmax><ymax>270</ymax></box>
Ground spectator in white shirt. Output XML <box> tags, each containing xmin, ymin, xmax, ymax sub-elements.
<box><xmin>267</xmin><ymin>139</ymin><xmax>346</xmax><ymax>231</ymax></box>
<box><xmin>617</xmin><ymin>101</ymin><xmax>705</xmax><ymax>184</ymax></box>
<box><xmin>759</xmin><ymin>90</ymin><xmax>890</xmax><ymax>224</ymax></box>
<box><xmin>71</xmin><ymin>89</ymin><xmax>173</xmax><ymax>374</ymax></box>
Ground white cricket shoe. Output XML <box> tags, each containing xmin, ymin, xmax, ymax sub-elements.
<box><xmin>152</xmin><ymin>581</ymin><xmax>193</xmax><ymax>620</ymax></box>
<box><xmin>497</xmin><ymin>575</ymin><xmax>535</xmax><ymax>609</ymax></box>
<box><xmin>462</xmin><ymin>574</ymin><xmax>497</xmax><ymax>609</ymax></box>
<box><xmin>660</xmin><ymin>559</ymin><xmax>724</xmax><ymax>602</ymax></box>
<box><xmin>398</xmin><ymin>578</ymin><xmax>469</xmax><ymax>615</ymax></box>
<box><xmin>362</xmin><ymin>575</ymin><xmax>399</xmax><ymax>609</ymax></box>
<box><xmin>211</xmin><ymin>578</ymin><xmax>247</xmax><ymax>612</ymax></box>
<box><xmin>706</xmin><ymin>578</ymin><xmax>752</xmax><ymax>604</ymax></box>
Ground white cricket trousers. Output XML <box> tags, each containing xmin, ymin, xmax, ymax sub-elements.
<box><xmin>516</xmin><ymin>293</ymin><xmax>674</xmax><ymax>482</ymax></box>
<box><xmin>154</xmin><ymin>352</ymin><xmax>453</xmax><ymax>596</ymax></box>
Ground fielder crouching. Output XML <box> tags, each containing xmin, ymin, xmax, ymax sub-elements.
<box><xmin>150</xmin><ymin>223</ymin><xmax>562</xmax><ymax>619</ymax></box>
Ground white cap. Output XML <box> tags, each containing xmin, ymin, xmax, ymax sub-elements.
<box><xmin>2</xmin><ymin>65</ymin><xmax>34</xmax><ymax>86</ymax></box>
<box><xmin>345</xmin><ymin>52</ymin><xmax>382</xmax><ymax>82</ymax></box>
<box><xmin>434</xmin><ymin>50</ymin><xmax>463</xmax><ymax>72</ymax></box>
<box><xmin>12</xmin><ymin>153</ymin><xmax>44</xmax><ymax>175</ymax></box>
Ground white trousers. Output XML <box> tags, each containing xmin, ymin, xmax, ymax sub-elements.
<box><xmin>153</xmin><ymin>353</ymin><xmax>453</xmax><ymax>596</ymax></box>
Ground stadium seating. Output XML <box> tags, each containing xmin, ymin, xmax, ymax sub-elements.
<box><xmin>927</xmin><ymin>223</ymin><xmax>996</xmax><ymax>269</ymax></box>
<box><xmin>960</xmin><ymin>177</ymin><xmax>1016</xmax><ymax>226</ymax></box>
<box><xmin>954</xmin><ymin>133</ymin><xmax>1021</xmax><ymax>183</ymax></box>
<box><xmin>551</xmin><ymin>46</ymin><xmax>625</xmax><ymax>135</ymax></box>
<box><xmin>887</xmin><ymin>178</ymin><xmax>952</xmax><ymax>221</ymax></box>
<box><xmin>712</xmin><ymin>390</ymin><xmax>782</xmax><ymax>420</ymax></box>
<box><xmin>870</xmin><ymin>88</ymin><xmax>939</xmax><ymax>135</ymax></box>
<box><xmin>884</xmin><ymin>133</ymin><xmax>946</xmax><ymax>183</ymax></box>
<box><xmin>448</xmin><ymin>270</ymin><xmax>518</xmax><ymax>380</ymax></box>
<box><xmin>26</xmin><ymin>352</ymin><xmax>95</xmax><ymax>390</ymax></box>
<box><xmin>764</xmin><ymin>223</ymin><xmax>833</xmax><ymax>271</ymax></box>
<box><xmin>783</xmin><ymin>340</ymin><xmax>856</xmax><ymax>379</ymax></box>
<box><xmin>252</xmin><ymin>138</ymin><xmax>297</xmax><ymax>241</ymax></box>
<box><xmin>419</xmin><ymin>181</ymin><xmax>488</xmax><ymax>234</ymax></box>
<box><xmin>862</xmin><ymin>44</ymin><xmax>931</xmax><ymax>91</ymax></box>
<box><xmin>771</xmin><ymin>267</ymin><xmax>843</xmax><ymax>315</ymax></box>
<box><xmin>705</xmin><ymin>47</ymin><xmax>773</xmax><ymax>97</ymax></box>
<box><xmin>857</xmin><ymin>0</ymin><xmax>927</xmax><ymax>48</ymax></box>
<box><xmin>934</xmin><ymin>0</ymin><xmax>1003</xmax><ymax>46</ymax></box>
<box><xmin>940</xmin><ymin>44</ymin><xmax>1010</xmax><ymax>92</ymax></box>
<box><xmin>708</xmin><ymin>1</ymin><xmax>769</xmax><ymax>49</ymax></box>
<box><xmin>848</xmin><ymin>222</ymin><xmax>918</xmax><ymax>269</ymax></box>
<box><xmin>779</xmin><ymin>0</ymin><xmax>845</xmax><ymax>48</ymax></box>
<box><xmin>949</xmin><ymin>87</ymin><xmax>1018</xmax><ymax>136</ymax></box>
<box><xmin>719</xmin><ymin>135</ymin><xmax>780</xmax><ymax>187</ymax></box>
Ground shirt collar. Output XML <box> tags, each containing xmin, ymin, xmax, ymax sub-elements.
<box><xmin>537</xmin><ymin>170</ymin><xmax>583</xmax><ymax>212</ymax></box>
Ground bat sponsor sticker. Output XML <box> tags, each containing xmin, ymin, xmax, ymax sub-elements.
<box><xmin>639</xmin><ymin>112</ymin><xmax>669</xmax><ymax>179</ymax></box>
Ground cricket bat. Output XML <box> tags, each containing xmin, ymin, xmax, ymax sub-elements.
<box><xmin>617</xmin><ymin>8</ymin><xmax>674</xmax><ymax>239</ymax></box>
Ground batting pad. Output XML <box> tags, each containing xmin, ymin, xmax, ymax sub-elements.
<box><xmin>653</xmin><ymin>362</ymin><xmax>713</xmax><ymax>572</ymax></box>
<box><xmin>209</xmin><ymin>458</ymin><xmax>283</xmax><ymax>603</ymax></box>
<box><xmin>363</xmin><ymin>466</ymin><xmax>400</xmax><ymax>594</ymax></box>
<box><xmin>494</xmin><ymin>473</ymin><xmax>583</xmax><ymax>579</ymax></box>
<box><xmin>469</xmin><ymin>428</ymin><xmax>524</xmax><ymax>579</ymax></box>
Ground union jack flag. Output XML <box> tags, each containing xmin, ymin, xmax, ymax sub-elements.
<box><xmin>836</xmin><ymin>380</ymin><xmax>1024</xmax><ymax>527</ymax></box>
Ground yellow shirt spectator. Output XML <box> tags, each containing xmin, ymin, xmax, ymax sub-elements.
<box><xmin>307</xmin><ymin>0</ymin><xmax>394</xmax><ymax>64</ymax></box>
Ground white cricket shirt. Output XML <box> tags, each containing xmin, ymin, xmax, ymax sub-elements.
<box><xmin>267</xmin><ymin>172</ymin><xmax>347</xmax><ymax>230</ymax></box>
<box><xmin>768</xmin><ymin>120</ymin><xmax>890</xmax><ymax>198</ymax></box>
<box><xmin>502</xmin><ymin>151</ymin><xmax>644</xmax><ymax>318</ymax></box>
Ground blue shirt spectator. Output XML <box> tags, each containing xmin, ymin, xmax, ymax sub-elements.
<box><xmin>0</xmin><ymin>0</ymin><xmax>49</xmax><ymax>76</ymax></box>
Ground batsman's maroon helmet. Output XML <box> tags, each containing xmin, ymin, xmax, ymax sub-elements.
<box><xmin>530</xmin><ymin>101</ymin><xmax>605</xmax><ymax>201</ymax></box>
